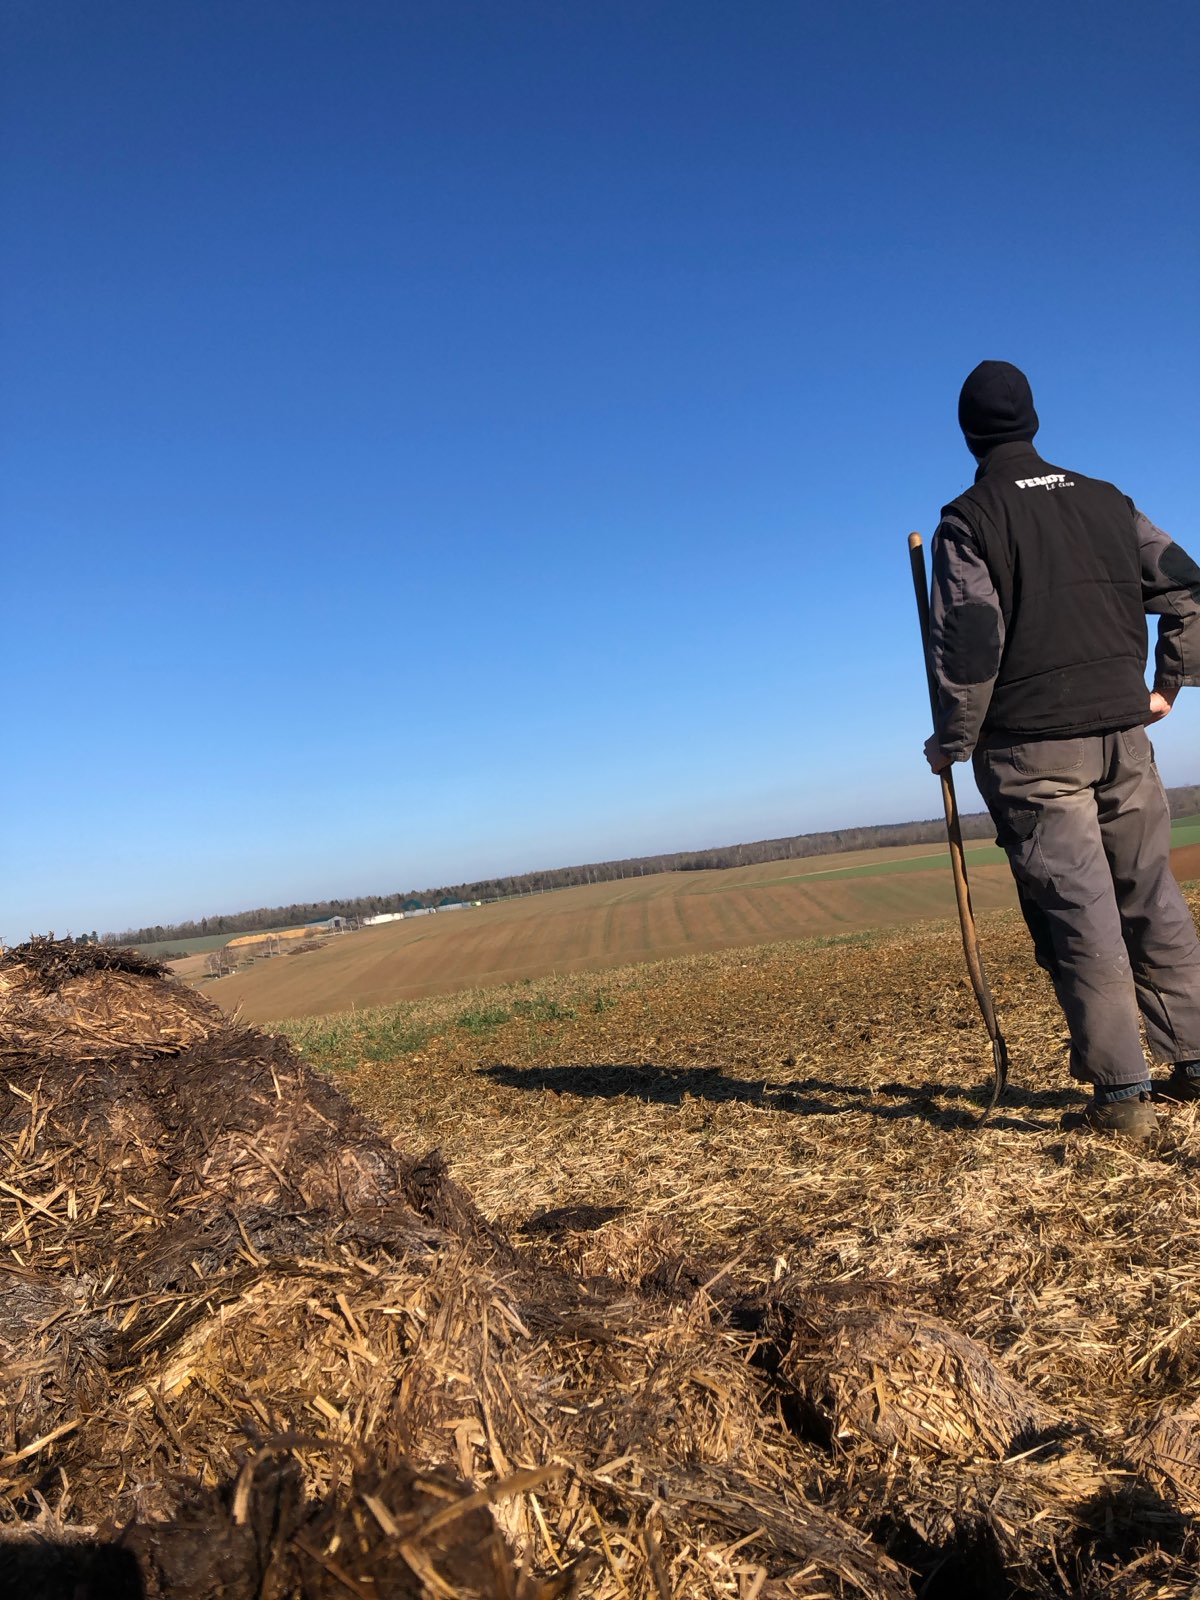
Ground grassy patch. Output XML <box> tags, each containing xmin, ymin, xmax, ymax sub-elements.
<box><xmin>273</xmin><ymin>975</ymin><xmax>585</xmax><ymax>1069</ymax></box>
<box><xmin>516</xmin><ymin>996</ymin><xmax>577</xmax><ymax>1022</ymax></box>
<box><xmin>457</xmin><ymin>996</ymin><xmax>578</xmax><ymax>1033</ymax></box>
<box><xmin>275</xmin><ymin>1007</ymin><xmax>432</xmax><ymax>1073</ymax></box>
<box><xmin>269</xmin><ymin>925</ymin><xmax>924</xmax><ymax>1084</ymax></box>
<box><xmin>807</xmin><ymin>928</ymin><xmax>889</xmax><ymax>951</ymax></box>
<box><xmin>456</xmin><ymin>1003</ymin><xmax>513</xmax><ymax>1032</ymax></box>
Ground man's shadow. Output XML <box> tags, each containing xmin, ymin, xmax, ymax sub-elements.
<box><xmin>479</xmin><ymin>1061</ymin><xmax>1078</xmax><ymax>1131</ymax></box>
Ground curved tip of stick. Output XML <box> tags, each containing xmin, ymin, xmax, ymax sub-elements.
<box><xmin>973</xmin><ymin>1036</ymin><xmax>1010</xmax><ymax>1129</ymax></box>
<box><xmin>908</xmin><ymin>531</ymin><xmax>924</xmax><ymax>551</ymax></box>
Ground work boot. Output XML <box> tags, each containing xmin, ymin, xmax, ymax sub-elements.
<box><xmin>1083</xmin><ymin>1089</ymin><xmax>1158</xmax><ymax>1140</ymax></box>
<box><xmin>1157</xmin><ymin>1061</ymin><xmax>1200</xmax><ymax>1103</ymax></box>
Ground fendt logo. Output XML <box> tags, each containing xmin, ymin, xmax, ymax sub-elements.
<box><xmin>1015</xmin><ymin>473</ymin><xmax>1074</xmax><ymax>490</ymax></box>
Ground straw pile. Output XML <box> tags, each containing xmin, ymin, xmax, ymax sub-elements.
<box><xmin>0</xmin><ymin>939</ymin><xmax>215</xmax><ymax>1062</ymax></box>
<box><xmin>1129</xmin><ymin>1402</ymin><xmax>1200</xmax><ymax>1515</ymax></box>
<box><xmin>6</xmin><ymin>898</ymin><xmax>1200</xmax><ymax>1596</ymax></box>
<box><xmin>0</xmin><ymin>939</ymin><xmax>909</xmax><ymax>1598</ymax></box>
<box><xmin>763</xmin><ymin>1288</ymin><xmax>1057</xmax><ymax>1459</ymax></box>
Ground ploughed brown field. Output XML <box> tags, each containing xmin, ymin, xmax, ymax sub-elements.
<box><xmin>196</xmin><ymin>847</ymin><xmax>1015</xmax><ymax>1021</ymax></box>
<box><xmin>195</xmin><ymin>840</ymin><xmax>1200</xmax><ymax>1025</ymax></box>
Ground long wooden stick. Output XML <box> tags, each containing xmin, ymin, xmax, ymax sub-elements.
<box><xmin>908</xmin><ymin>532</ymin><xmax>1009</xmax><ymax>1122</ymax></box>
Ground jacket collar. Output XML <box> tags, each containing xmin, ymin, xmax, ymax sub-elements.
<box><xmin>973</xmin><ymin>440</ymin><xmax>1044</xmax><ymax>483</ymax></box>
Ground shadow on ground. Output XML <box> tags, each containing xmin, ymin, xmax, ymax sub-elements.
<box><xmin>0</xmin><ymin>1538</ymin><xmax>145</xmax><ymax>1600</ymax></box>
<box><xmin>479</xmin><ymin>1062</ymin><xmax>1079</xmax><ymax>1131</ymax></box>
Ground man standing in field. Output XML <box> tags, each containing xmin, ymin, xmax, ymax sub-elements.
<box><xmin>924</xmin><ymin>360</ymin><xmax>1200</xmax><ymax>1138</ymax></box>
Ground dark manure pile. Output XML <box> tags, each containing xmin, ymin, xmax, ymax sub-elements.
<box><xmin>1</xmin><ymin>938</ymin><xmax>1197</xmax><ymax>1597</ymax></box>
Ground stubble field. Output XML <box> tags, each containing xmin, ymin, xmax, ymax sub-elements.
<box><xmin>270</xmin><ymin>880</ymin><xmax>1200</xmax><ymax>1593</ymax></box>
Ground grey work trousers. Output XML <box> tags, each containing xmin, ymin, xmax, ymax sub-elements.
<box><xmin>973</xmin><ymin>726</ymin><xmax>1200</xmax><ymax>1089</ymax></box>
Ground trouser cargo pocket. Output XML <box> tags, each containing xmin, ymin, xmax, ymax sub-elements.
<box><xmin>989</xmin><ymin>802</ymin><xmax>1045</xmax><ymax>893</ymax></box>
<box><xmin>974</xmin><ymin>742</ymin><xmax>1102</xmax><ymax>911</ymax></box>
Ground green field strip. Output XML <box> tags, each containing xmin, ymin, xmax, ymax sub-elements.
<box><xmin>757</xmin><ymin>817</ymin><xmax>1198</xmax><ymax>888</ymax></box>
<box><xmin>136</xmin><ymin>933</ymin><xmax>242</xmax><ymax>956</ymax></box>
<box><xmin>758</xmin><ymin>846</ymin><xmax>1006</xmax><ymax>884</ymax></box>
<box><xmin>805</xmin><ymin>851</ymin><xmax>1005</xmax><ymax>881</ymax></box>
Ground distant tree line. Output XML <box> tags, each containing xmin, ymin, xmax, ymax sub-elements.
<box><xmin>104</xmin><ymin>783</ymin><xmax>1200</xmax><ymax>948</ymax></box>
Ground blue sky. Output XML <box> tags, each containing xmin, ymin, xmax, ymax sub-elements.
<box><xmin>3</xmin><ymin>0</ymin><xmax>1198</xmax><ymax>940</ymax></box>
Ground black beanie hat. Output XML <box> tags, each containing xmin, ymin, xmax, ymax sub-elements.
<box><xmin>958</xmin><ymin>360</ymin><xmax>1039</xmax><ymax>457</ymax></box>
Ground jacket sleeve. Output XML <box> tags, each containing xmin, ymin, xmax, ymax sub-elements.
<box><xmin>1135</xmin><ymin>508</ymin><xmax>1200</xmax><ymax>694</ymax></box>
<box><xmin>926</xmin><ymin>514</ymin><xmax>1005</xmax><ymax>763</ymax></box>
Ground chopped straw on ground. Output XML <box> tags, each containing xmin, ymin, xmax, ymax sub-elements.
<box><xmin>3</xmin><ymin>890</ymin><xmax>1200</xmax><ymax>1595</ymax></box>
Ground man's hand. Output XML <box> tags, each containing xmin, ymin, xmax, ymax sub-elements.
<box><xmin>924</xmin><ymin>734</ymin><xmax>953</xmax><ymax>774</ymax></box>
<box><xmin>1148</xmin><ymin>688</ymin><xmax>1177</xmax><ymax>723</ymax></box>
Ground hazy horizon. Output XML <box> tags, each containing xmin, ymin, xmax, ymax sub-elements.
<box><xmin>20</xmin><ymin>781</ymin><xmax>1198</xmax><ymax>945</ymax></box>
